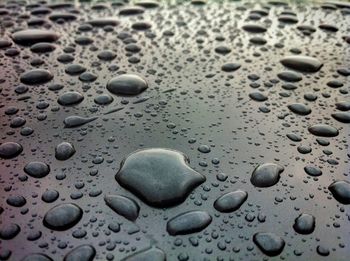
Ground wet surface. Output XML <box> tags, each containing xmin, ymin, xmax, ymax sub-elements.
<box><xmin>0</xmin><ymin>0</ymin><xmax>349</xmax><ymax>260</ymax></box>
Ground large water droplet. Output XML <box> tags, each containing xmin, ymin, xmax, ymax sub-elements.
<box><xmin>57</xmin><ymin>92</ymin><xmax>84</xmax><ymax>106</ymax></box>
<box><xmin>55</xmin><ymin>142</ymin><xmax>75</xmax><ymax>160</ymax></box>
<box><xmin>104</xmin><ymin>195</ymin><xmax>140</xmax><ymax>221</ymax></box>
<box><xmin>116</xmin><ymin>148</ymin><xmax>205</xmax><ymax>207</ymax></box>
<box><xmin>0</xmin><ymin>142</ymin><xmax>23</xmax><ymax>159</ymax></box>
<box><xmin>308</xmin><ymin>124</ymin><xmax>339</xmax><ymax>137</ymax></box>
<box><xmin>20</xmin><ymin>69</ymin><xmax>53</xmax><ymax>85</ymax></box>
<box><xmin>288</xmin><ymin>103</ymin><xmax>311</xmax><ymax>115</ymax></box>
<box><xmin>214</xmin><ymin>190</ymin><xmax>248</xmax><ymax>212</ymax></box>
<box><xmin>107</xmin><ymin>74</ymin><xmax>148</xmax><ymax>96</ymax></box>
<box><xmin>331</xmin><ymin>112</ymin><xmax>350</xmax><ymax>123</ymax></box>
<box><xmin>251</xmin><ymin>163</ymin><xmax>284</xmax><ymax>187</ymax></box>
<box><xmin>0</xmin><ymin>223</ymin><xmax>20</xmax><ymax>240</ymax></box>
<box><xmin>280</xmin><ymin>55</ymin><xmax>323</xmax><ymax>73</ymax></box>
<box><xmin>253</xmin><ymin>232</ymin><xmax>285</xmax><ymax>256</ymax></box>
<box><xmin>43</xmin><ymin>203</ymin><xmax>83</xmax><ymax>231</ymax></box>
<box><xmin>293</xmin><ymin>213</ymin><xmax>315</xmax><ymax>234</ymax></box>
<box><xmin>328</xmin><ymin>180</ymin><xmax>350</xmax><ymax>204</ymax></box>
<box><xmin>167</xmin><ymin>210</ymin><xmax>212</xmax><ymax>235</ymax></box>
<box><xmin>63</xmin><ymin>245</ymin><xmax>96</xmax><ymax>261</ymax></box>
<box><xmin>12</xmin><ymin>29</ymin><xmax>59</xmax><ymax>45</ymax></box>
<box><xmin>24</xmin><ymin>162</ymin><xmax>50</xmax><ymax>178</ymax></box>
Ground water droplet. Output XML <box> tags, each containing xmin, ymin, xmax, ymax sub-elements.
<box><xmin>308</xmin><ymin>124</ymin><xmax>339</xmax><ymax>137</ymax></box>
<box><xmin>242</xmin><ymin>23</ymin><xmax>267</xmax><ymax>33</ymax></box>
<box><xmin>293</xmin><ymin>213</ymin><xmax>315</xmax><ymax>234</ymax></box>
<box><xmin>116</xmin><ymin>148</ymin><xmax>205</xmax><ymax>207</ymax></box>
<box><xmin>55</xmin><ymin>142</ymin><xmax>75</xmax><ymax>161</ymax></box>
<box><xmin>87</xmin><ymin>18</ymin><xmax>119</xmax><ymax>27</ymax></box>
<box><xmin>277</xmin><ymin>71</ymin><xmax>302</xmax><ymax>82</ymax></box>
<box><xmin>288</xmin><ymin>103</ymin><xmax>311</xmax><ymax>115</ymax></box>
<box><xmin>121</xmin><ymin>246</ymin><xmax>165</xmax><ymax>261</ymax></box>
<box><xmin>107</xmin><ymin>74</ymin><xmax>148</xmax><ymax>96</ymax></box>
<box><xmin>198</xmin><ymin>144</ymin><xmax>211</xmax><ymax>153</ymax></box>
<box><xmin>63</xmin><ymin>245</ymin><xmax>96</xmax><ymax>261</ymax></box>
<box><xmin>24</xmin><ymin>162</ymin><xmax>50</xmax><ymax>178</ymax></box>
<box><xmin>57</xmin><ymin>92</ymin><xmax>84</xmax><ymax>106</ymax></box>
<box><xmin>251</xmin><ymin>163</ymin><xmax>284</xmax><ymax>187</ymax></box>
<box><xmin>253</xmin><ymin>232</ymin><xmax>285</xmax><ymax>256</ymax></box>
<box><xmin>221</xmin><ymin>63</ymin><xmax>241</xmax><ymax>72</ymax></box>
<box><xmin>104</xmin><ymin>195</ymin><xmax>140</xmax><ymax>221</ymax></box>
<box><xmin>167</xmin><ymin>211</ymin><xmax>212</xmax><ymax>235</ymax></box>
<box><xmin>214</xmin><ymin>190</ymin><xmax>248</xmax><ymax>212</ymax></box>
<box><xmin>43</xmin><ymin>203</ymin><xmax>83</xmax><ymax>231</ymax></box>
<box><xmin>249</xmin><ymin>92</ymin><xmax>268</xmax><ymax>102</ymax></box>
<box><xmin>0</xmin><ymin>142</ymin><xmax>23</xmax><ymax>159</ymax></box>
<box><xmin>20</xmin><ymin>69</ymin><xmax>53</xmax><ymax>85</ymax></box>
<box><xmin>63</xmin><ymin>116</ymin><xmax>98</xmax><ymax>128</ymax></box>
<box><xmin>335</xmin><ymin>101</ymin><xmax>350</xmax><ymax>111</ymax></box>
<box><xmin>11</xmin><ymin>29</ymin><xmax>59</xmax><ymax>45</ymax></box>
<box><xmin>7</xmin><ymin>195</ymin><xmax>26</xmax><ymax>207</ymax></box>
<box><xmin>331</xmin><ymin>112</ymin><xmax>350</xmax><ymax>123</ymax></box>
<box><xmin>328</xmin><ymin>180</ymin><xmax>350</xmax><ymax>204</ymax></box>
<box><xmin>280</xmin><ymin>55</ymin><xmax>323</xmax><ymax>72</ymax></box>
<box><xmin>304</xmin><ymin>165</ymin><xmax>322</xmax><ymax>177</ymax></box>
<box><xmin>0</xmin><ymin>223</ymin><xmax>20</xmax><ymax>240</ymax></box>
<box><xmin>94</xmin><ymin>94</ymin><xmax>114</xmax><ymax>105</ymax></box>
<box><xmin>42</xmin><ymin>190</ymin><xmax>59</xmax><ymax>203</ymax></box>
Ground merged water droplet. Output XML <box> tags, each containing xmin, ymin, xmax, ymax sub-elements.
<box><xmin>116</xmin><ymin>148</ymin><xmax>205</xmax><ymax>208</ymax></box>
